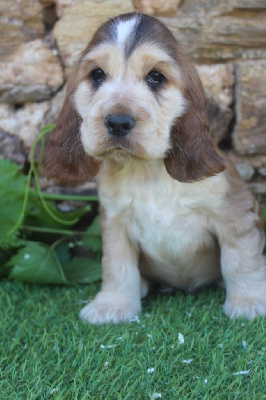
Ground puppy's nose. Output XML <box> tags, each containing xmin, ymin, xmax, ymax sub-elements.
<box><xmin>104</xmin><ymin>114</ymin><xmax>135</xmax><ymax>137</ymax></box>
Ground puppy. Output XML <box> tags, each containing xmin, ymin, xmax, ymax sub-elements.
<box><xmin>43</xmin><ymin>12</ymin><xmax>266</xmax><ymax>324</ymax></box>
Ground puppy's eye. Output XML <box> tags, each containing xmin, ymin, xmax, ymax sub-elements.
<box><xmin>90</xmin><ymin>68</ymin><xmax>106</xmax><ymax>85</ymax></box>
<box><xmin>146</xmin><ymin>71</ymin><xmax>165</xmax><ymax>88</ymax></box>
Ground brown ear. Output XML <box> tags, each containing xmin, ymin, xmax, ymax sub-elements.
<box><xmin>42</xmin><ymin>73</ymin><xmax>100</xmax><ymax>183</ymax></box>
<box><xmin>164</xmin><ymin>58</ymin><xmax>225</xmax><ymax>183</ymax></box>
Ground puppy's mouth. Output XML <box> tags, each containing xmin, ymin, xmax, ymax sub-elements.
<box><xmin>112</xmin><ymin>144</ymin><xmax>130</xmax><ymax>151</ymax></box>
<box><xmin>93</xmin><ymin>139</ymin><xmax>150</xmax><ymax>162</ymax></box>
<box><xmin>95</xmin><ymin>144</ymin><xmax>136</xmax><ymax>161</ymax></box>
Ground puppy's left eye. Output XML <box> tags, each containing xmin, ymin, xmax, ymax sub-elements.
<box><xmin>146</xmin><ymin>71</ymin><xmax>165</xmax><ymax>87</ymax></box>
<box><xmin>90</xmin><ymin>68</ymin><xmax>106</xmax><ymax>85</ymax></box>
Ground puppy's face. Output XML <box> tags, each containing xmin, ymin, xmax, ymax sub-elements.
<box><xmin>43</xmin><ymin>13</ymin><xmax>224</xmax><ymax>183</ymax></box>
<box><xmin>74</xmin><ymin>15</ymin><xmax>187</xmax><ymax>163</ymax></box>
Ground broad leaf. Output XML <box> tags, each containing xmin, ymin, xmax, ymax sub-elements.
<box><xmin>25</xmin><ymin>198</ymin><xmax>91</xmax><ymax>230</ymax></box>
<box><xmin>7</xmin><ymin>241</ymin><xmax>68</xmax><ymax>284</ymax></box>
<box><xmin>0</xmin><ymin>159</ymin><xmax>27</xmax><ymax>242</ymax></box>
<box><xmin>82</xmin><ymin>216</ymin><xmax>102</xmax><ymax>253</ymax></box>
<box><xmin>54</xmin><ymin>239</ymin><xmax>72</xmax><ymax>264</ymax></box>
<box><xmin>63</xmin><ymin>257</ymin><xmax>102</xmax><ymax>284</ymax></box>
<box><xmin>54</xmin><ymin>240</ymin><xmax>102</xmax><ymax>284</ymax></box>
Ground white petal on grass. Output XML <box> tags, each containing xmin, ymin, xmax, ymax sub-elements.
<box><xmin>147</xmin><ymin>368</ymin><xmax>155</xmax><ymax>374</ymax></box>
<box><xmin>233</xmin><ymin>370</ymin><xmax>250</xmax><ymax>376</ymax></box>
<box><xmin>104</xmin><ymin>362</ymin><xmax>109</xmax><ymax>367</ymax></box>
<box><xmin>147</xmin><ymin>334</ymin><xmax>152</xmax><ymax>338</ymax></box>
<box><xmin>100</xmin><ymin>344</ymin><xmax>116</xmax><ymax>349</ymax></box>
<box><xmin>178</xmin><ymin>333</ymin><xmax>185</xmax><ymax>344</ymax></box>
<box><xmin>23</xmin><ymin>253</ymin><xmax>30</xmax><ymax>260</ymax></box>
<box><xmin>204</xmin><ymin>379</ymin><xmax>208</xmax><ymax>384</ymax></box>
<box><xmin>50</xmin><ymin>388</ymin><xmax>59</xmax><ymax>394</ymax></box>
<box><xmin>130</xmin><ymin>315</ymin><xmax>140</xmax><ymax>323</ymax></box>
<box><xmin>183</xmin><ymin>359</ymin><xmax>193</xmax><ymax>364</ymax></box>
<box><xmin>242</xmin><ymin>340</ymin><xmax>247</xmax><ymax>349</ymax></box>
<box><xmin>152</xmin><ymin>393</ymin><xmax>162</xmax><ymax>399</ymax></box>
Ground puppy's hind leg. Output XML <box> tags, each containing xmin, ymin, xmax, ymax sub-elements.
<box><xmin>219</xmin><ymin>224</ymin><xmax>266</xmax><ymax>320</ymax></box>
<box><xmin>140</xmin><ymin>276</ymin><xmax>151</xmax><ymax>299</ymax></box>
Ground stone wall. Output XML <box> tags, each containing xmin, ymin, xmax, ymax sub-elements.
<box><xmin>0</xmin><ymin>0</ymin><xmax>266</xmax><ymax>196</ymax></box>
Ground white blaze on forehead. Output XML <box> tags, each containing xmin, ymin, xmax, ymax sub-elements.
<box><xmin>115</xmin><ymin>18</ymin><xmax>137</xmax><ymax>48</ymax></box>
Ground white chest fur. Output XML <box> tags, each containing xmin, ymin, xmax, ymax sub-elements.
<box><xmin>98</xmin><ymin>160</ymin><xmax>225</xmax><ymax>289</ymax></box>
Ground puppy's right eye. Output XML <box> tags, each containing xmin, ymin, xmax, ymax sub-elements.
<box><xmin>90</xmin><ymin>68</ymin><xmax>106</xmax><ymax>86</ymax></box>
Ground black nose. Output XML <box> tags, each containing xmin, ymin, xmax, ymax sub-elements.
<box><xmin>104</xmin><ymin>114</ymin><xmax>135</xmax><ymax>137</ymax></box>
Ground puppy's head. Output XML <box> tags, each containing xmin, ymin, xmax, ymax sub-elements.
<box><xmin>43</xmin><ymin>13</ymin><xmax>224</xmax><ymax>183</ymax></box>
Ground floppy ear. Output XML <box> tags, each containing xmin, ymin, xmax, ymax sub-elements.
<box><xmin>164</xmin><ymin>58</ymin><xmax>225</xmax><ymax>183</ymax></box>
<box><xmin>42</xmin><ymin>73</ymin><xmax>100</xmax><ymax>183</ymax></box>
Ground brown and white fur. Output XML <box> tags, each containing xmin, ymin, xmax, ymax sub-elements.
<box><xmin>43</xmin><ymin>13</ymin><xmax>266</xmax><ymax>324</ymax></box>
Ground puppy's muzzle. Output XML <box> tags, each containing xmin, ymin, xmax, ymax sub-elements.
<box><xmin>104</xmin><ymin>114</ymin><xmax>135</xmax><ymax>137</ymax></box>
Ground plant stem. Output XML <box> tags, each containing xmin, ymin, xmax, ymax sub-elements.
<box><xmin>41</xmin><ymin>193</ymin><xmax>99</xmax><ymax>202</ymax></box>
<box><xmin>23</xmin><ymin>225</ymin><xmax>101</xmax><ymax>237</ymax></box>
<box><xmin>7</xmin><ymin>165</ymin><xmax>33</xmax><ymax>237</ymax></box>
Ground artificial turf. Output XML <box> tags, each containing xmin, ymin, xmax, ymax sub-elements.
<box><xmin>0</xmin><ymin>280</ymin><xmax>265</xmax><ymax>399</ymax></box>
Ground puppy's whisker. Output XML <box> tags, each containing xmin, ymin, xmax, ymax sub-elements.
<box><xmin>65</xmin><ymin>120</ymin><xmax>79</xmax><ymax>127</ymax></box>
<box><xmin>171</xmin><ymin>140</ymin><xmax>189</xmax><ymax>157</ymax></box>
<box><xmin>61</xmin><ymin>138</ymin><xmax>79</xmax><ymax>152</ymax></box>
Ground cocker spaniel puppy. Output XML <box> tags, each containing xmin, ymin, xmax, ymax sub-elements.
<box><xmin>43</xmin><ymin>13</ymin><xmax>266</xmax><ymax>324</ymax></box>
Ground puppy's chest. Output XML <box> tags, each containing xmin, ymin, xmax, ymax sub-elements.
<box><xmin>127</xmin><ymin>193</ymin><xmax>208</xmax><ymax>255</ymax></box>
<box><xmin>100</xmin><ymin>179</ymin><xmax>211</xmax><ymax>260</ymax></box>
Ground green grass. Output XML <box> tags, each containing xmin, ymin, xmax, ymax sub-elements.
<box><xmin>0</xmin><ymin>281</ymin><xmax>265</xmax><ymax>400</ymax></box>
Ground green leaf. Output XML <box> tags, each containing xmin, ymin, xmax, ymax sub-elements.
<box><xmin>54</xmin><ymin>239</ymin><xmax>72</xmax><ymax>264</ymax></box>
<box><xmin>0</xmin><ymin>159</ymin><xmax>27</xmax><ymax>242</ymax></box>
<box><xmin>0</xmin><ymin>238</ymin><xmax>26</xmax><ymax>277</ymax></box>
<box><xmin>82</xmin><ymin>236</ymin><xmax>102</xmax><ymax>254</ymax></box>
<box><xmin>6</xmin><ymin>241</ymin><xmax>68</xmax><ymax>284</ymax></box>
<box><xmin>85</xmin><ymin>215</ymin><xmax>101</xmax><ymax>235</ymax></box>
<box><xmin>0</xmin><ymin>248</ymin><xmax>15</xmax><ymax>277</ymax></box>
<box><xmin>63</xmin><ymin>257</ymin><xmax>102</xmax><ymax>284</ymax></box>
<box><xmin>261</xmin><ymin>204</ymin><xmax>266</xmax><ymax>254</ymax></box>
<box><xmin>25</xmin><ymin>196</ymin><xmax>90</xmax><ymax>231</ymax></box>
<box><xmin>82</xmin><ymin>216</ymin><xmax>102</xmax><ymax>253</ymax></box>
<box><xmin>262</xmin><ymin>204</ymin><xmax>266</xmax><ymax>224</ymax></box>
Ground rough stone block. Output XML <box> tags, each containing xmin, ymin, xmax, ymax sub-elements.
<box><xmin>0</xmin><ymin>0</ymin><xmax>44</xmax><ymax>57</ymax></box>
<box><xmin>197</xmin><ymin>64</ymin><xmax>234</xmax><ymax>143</ymax></box>
<box><xmin>233</xmin><ymin>60</ymin><xmax>266</xmax><ymax>155</ymax></box>
<box><xmin>0</xmin><ymin>129</ymin><xmax>25</xmax><ymax>165</ymax></box>
<box><xmin>132</xmin><ymin>0</ymin><xmax>181</xmax><ymax>16</ymax></box>
<box><xmin>0</xmin><ymin>40</ymin><xmax>64</xmax><ymax>104</ymax></box>
<box><xmin>53</xmin><ymin>0</ymin><xmax>133</xmax><ymax>68</ymax></box>
<box><xmin>161</xmin><ymin>0</ymin><xmax>266</xmax><ymax>63</ymax></box>
<box><xmin>0</xmin><ymin>86</ymin><xmax>66</xmax><ymax>152</ymax></box>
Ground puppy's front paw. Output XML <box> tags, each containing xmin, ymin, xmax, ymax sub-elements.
<box><xmin>79</xmin><ymin>292</ymin><xmax>141</xmax><ymax>324</ymax></box>
<box><xmin>224</xmin><ymin>294</ymin><xmax>266</xmax><ymax>320</ymax></box>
